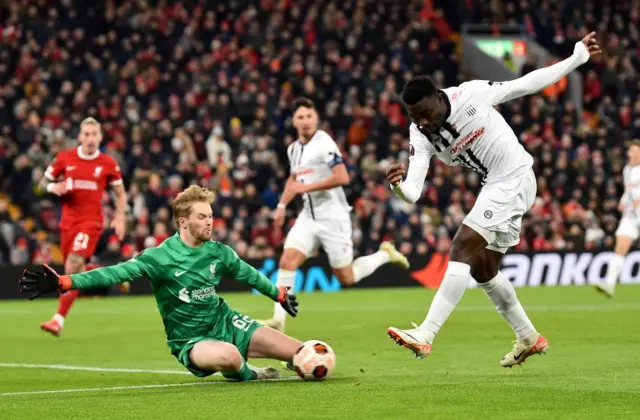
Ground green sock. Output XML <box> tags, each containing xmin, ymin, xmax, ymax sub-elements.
<box><xmin>222</xmin><ymin>360</ymin><xmax>256</xmax><ymax>381</ymax></box>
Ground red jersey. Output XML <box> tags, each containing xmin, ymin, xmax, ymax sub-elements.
<box><xmin>44</xmin><ymin>147</ymin><xmax>123</xmax><ymax>230</ymax></box>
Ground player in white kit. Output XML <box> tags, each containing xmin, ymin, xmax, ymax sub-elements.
<box><xmin>596</xmin><ymin>141</ymin><xmax>640</xmax><ymax>297</ymax></box>
<box><xmin>385</xmin><ymin>33</ymin><xmax>601</xmax><ymax>367</ymax></box>
<box><xmin>260</xmin><ymin>98</ymin><xmax>409</xmax><ymax>332</ymax></box>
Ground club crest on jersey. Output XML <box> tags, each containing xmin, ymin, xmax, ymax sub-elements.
<box><xmin>209</xmin><ymin>262</ymin><xmax>217</xmax><ymax>279</ymax></box>
<box><xmin>93</xmin><ymin>166</ymin><xmax>103</xmax><ymax>178</ymax></box>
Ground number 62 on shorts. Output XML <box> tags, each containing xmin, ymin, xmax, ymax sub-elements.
<box><xmin>232</xmin><ymin>314</ymin><xmax>255</xmax><ymax>332</ymax></box>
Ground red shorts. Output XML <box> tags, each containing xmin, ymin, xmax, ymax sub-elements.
<box><xmin>60</xmin><ymin>226</ymin><xmax>102</xmax><ymax>261</ymax></box>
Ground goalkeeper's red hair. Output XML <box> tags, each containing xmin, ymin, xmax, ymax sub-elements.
<box><xmin>172</xmin><ymin>185</ymin><xmax>216</xmax><ymax>246</ymax></box>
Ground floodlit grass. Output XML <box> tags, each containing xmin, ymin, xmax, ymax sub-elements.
<box><xmin>1</xmin><ymin>286</ymin><xmax>639</xmax><ymax>419</ymax></box>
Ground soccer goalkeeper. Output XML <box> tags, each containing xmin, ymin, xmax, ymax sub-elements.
<box><xmin>19</xmin><ymin>185</ymin><xmax>302</xmax><ymax>381</ymax></box>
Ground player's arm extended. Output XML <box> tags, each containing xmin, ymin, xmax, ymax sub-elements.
<box><xmin>484</xmin><ymin>42</ymin><xmax>590</xmax><ymax>105</ymax></box>
<box><xmin>220</xmin><ymin>244</ymin><xmax>279</xmax><ymax>300</ymax></box>
<box><xmin>391</xmin><ymin>126</ymin><xmax>433</xmax><ymax>204</ymax></box>
<box><xmin>59</xmin><ymin>257</ymin><xmax>152</xmax><ymax>290</ymax></box>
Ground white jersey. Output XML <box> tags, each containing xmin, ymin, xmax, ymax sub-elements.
<box><xmin>288</xmin><ymin>130</ymin><xmax>351</xmax><ymax>220</ymax></box>
<box><xmin>392</xmin><ymin>40</ymin><xmax>591</xmax><ymax>204</ymax></box>
<box><xmin>621</xmin><ymin>164</ymin><xmax>640</xmax><ymax>218</ymax></box>
<box><xmin>422</xmin><ymin>81</ymin><xmax>535</xmax><ymax>183</ymax></box>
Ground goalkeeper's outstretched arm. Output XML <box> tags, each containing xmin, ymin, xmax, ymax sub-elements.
<box><xmin>63</xmin><ymin>257</ymin><xmax>152</xmax><ymax>290</ymax></box>
<box><xmin>218</xmin><ymin>243</ymin><xmax>279</xmax><ymax>300</ymax></box>
<box><xmin>218</xmin><ymin>243</ymin><xmax>299</xmax><ymax>317</ymax></box>
<box><xmin>19</xmin><ymin>256</ymin><xmax>155</xmax><ymax>301</ymax></box>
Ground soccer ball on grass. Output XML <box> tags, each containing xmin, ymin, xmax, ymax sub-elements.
<box><xmin>292</xmin><ymin>340</ymin><xmax>336</xmax><ymax>381</ymax></box>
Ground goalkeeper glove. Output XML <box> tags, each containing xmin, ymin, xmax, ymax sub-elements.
<box><xmin>19</xmin><ymin>264</ymin><xmax>72</xmax><ymax>300</ymax></box>
<box><xmin>276</xmin><ymin>286</ymin><xmax>299</xmax><ymax>317</ymax></box>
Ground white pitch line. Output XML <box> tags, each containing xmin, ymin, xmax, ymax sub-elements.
<box><xmin>456</xmin><ymin>302</ymin><xmax>640</xmax><ymax>312</ymax></box>
<box><xmin>1</xmin><ymin>302</ymin><xmax>640</xmax><ymax>315</ymax></box>
<box><xmin>0</xmin><ymin>377</ymin><xmax>301</xmax><ymax>397</ymax></box>
<box><xmin>0</xmin><ymin>363</ymin><xmax>191</xmax><ymax>375</ymax></box>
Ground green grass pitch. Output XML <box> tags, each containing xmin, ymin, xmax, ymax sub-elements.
<box><xmin>1</xmin><ymin>286</ymin><xmax>639</xmax><ymax>419</ymax></box>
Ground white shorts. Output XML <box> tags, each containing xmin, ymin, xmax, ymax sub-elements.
<box><xmin>283</xmin><ymin>216</ymin><xmax>353</xmax><ymax>268</ymax></box>
<box><xmin>615</xmin><ymin>216</ymin><xmax>640</xmax><ymax>240</ymax></box>
<box><xmin>463</xmin><ymin>169</ymin><xmax>537</xmax><ymax>254</ymax></box>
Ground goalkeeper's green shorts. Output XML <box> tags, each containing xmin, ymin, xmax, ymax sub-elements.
<box><xmin>169</xmin><ymin>308</ymin><xmax>262</xmax><ymax>378</ymax></box>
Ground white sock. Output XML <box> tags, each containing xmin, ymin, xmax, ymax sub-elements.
<box><xmin>53</xmin><ymin>313</ymin><xmax>65</xmax><ymax>327</ymax></box>
<box><xmin>352</xmin><ymin>251</ymin><xmax>390</xmax><ymax>283</ymax></box>
<box><xmin>605</xmin><ymin>254</ymin><xmax>625</xmax><ymax>287</ymax></box>
<box><xmin>480</xmin><ymin>271</ymin><xmax>537</xmax><ymax>344</ymax></box>
<box><xmin>418</xmin><ymin>261</ymin><xmax>470</xmax><ymax>343</ymax></box>
<box><xmin>273</xmin><ymin>270</ymin><xmax>295</xmax><ymax>323</ymax></box>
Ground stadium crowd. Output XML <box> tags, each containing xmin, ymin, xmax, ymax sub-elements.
<box><xmin>0</xmin><ymin>0</ymin><xmax>639</xmax><ymax>266</ymax></box>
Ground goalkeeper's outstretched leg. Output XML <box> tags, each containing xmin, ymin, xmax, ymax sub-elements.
<box><xmin>189</xmin><ymin>341</ymin><xmax>281</xmax><ymax>381</ymax></box>
<box><xmin>248</xmin><ymin>325</ymin><xmax>302</xmax><ymax>371</ymax></box>
<box><xmin>187</xmin><ymin>326</ymin><xmax>302</xmax><ymax>381</ymax></box>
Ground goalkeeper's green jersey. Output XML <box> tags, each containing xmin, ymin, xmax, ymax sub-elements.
<box><xmin>68</xmin><ymin>233</ymin><xmax>278</xmax><ymax>344</ymax></box>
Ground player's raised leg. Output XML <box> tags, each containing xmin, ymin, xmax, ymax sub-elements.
<box><xmin>189</xmin><ymin>341</ymin><xmax>280</xmax><ymax>381</ymax></box>
<box><xmin>332</xmin><ymin>242</ymin><xmax>408</xmax><ymax>286</ymax></box>
<box><xmin>387</xmin><ymin>224</ymin><xmax>484</xmax><ymax>358</ymax></box>
<box><xmin>472</xmin><ymin>248</ymin><xmax>547</xmax><ymax>367</ymax></box>
<box><xmin>320</xmin><ymin>218</ymin><xmax>409</xmax><ymax>286</ymax></box>
<box><xmin>263</xmin><ymin>221</ymin><xmax>409</xmax><ymax>332</ymax></box>
<box><xmin>597</xmin><ymin>232</ymin><xmax>634</xmax><ymax>298</ymax></box>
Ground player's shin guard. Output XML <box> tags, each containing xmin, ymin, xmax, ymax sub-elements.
<box><xmin>418</xmin><ymin>261</ymin><xmax>471</xmax><ymax>343</ymax></box>
<box><xmin>480</xmin><ymin>271</ymin><xmax>537</xmax><ymax>343</ymax></box>
<box><xmin>57</xmin><ymin>289</ymin><xmax>80</xmax><ymax>318</ymax></box>
<box><xmin>273</xmin><ymin>269</ymin><xmax>295</xmax><ymax>324</ymax></box>
<box><xmin>221</xmin><ymin>360</ymin><xmax>256</xmax><ymax>381</ymax></box>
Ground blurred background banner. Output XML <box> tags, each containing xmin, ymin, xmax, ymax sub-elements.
<box><xmin>4</xmin><ymin>249</ymin><xmax>640</xmax><ymax>299</ymax></box>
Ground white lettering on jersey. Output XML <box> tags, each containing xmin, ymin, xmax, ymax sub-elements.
<box><xmin>450</xmin><ymin>127</ymin><xmax>486</xmax><ymax>155</ymax></box>
<box><xmin>178</xmin><ymin>288</ymin><xmax>190</xmax><ymax>303</ymax></box>
<box><xmin>73</xmin><ymin>180</ymin><xmax>99</xmax><ymax>190</ymax></box>
<box><xmin>288</xmin><ymin>130</ymin><xmax>351</xmax><ymax>220</ymax></box>
<box><xmin>410</xmin><ymin>80</ymin><xmax>534</xmax><ymax>185</ymax></box>
<box><xmin>178</xmin><ymin>286</ymin><xmax>215</xmax><ymax>303</ymax></box>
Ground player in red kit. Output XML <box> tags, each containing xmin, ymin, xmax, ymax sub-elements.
<box><xmin>39</xmin><ymin>117</ymin><xmax>128</xmax><ymax>336</ymax></box>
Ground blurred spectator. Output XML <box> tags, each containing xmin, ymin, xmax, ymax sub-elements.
<box><xmin>0</xmin><ymin>0</ymin><xmax>638</xmax><ymax>267</ymax></box>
